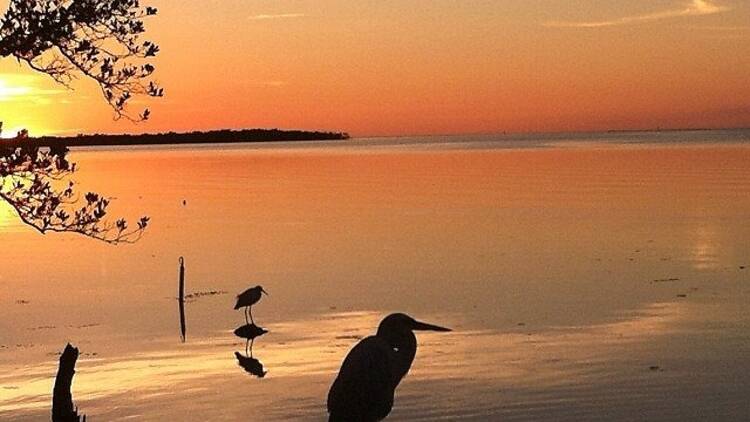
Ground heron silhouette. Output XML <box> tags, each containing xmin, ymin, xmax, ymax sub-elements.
<box><xmin>234</xmin><ymin>285</ymin><xmax>268</xmax><ymax>324</ymax></box>
<box><xmin>327</xmin><ymin>313</ymin><xmax>451</xmax><ymax>422</ymax></box>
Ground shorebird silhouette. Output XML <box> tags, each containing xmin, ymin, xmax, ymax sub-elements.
<box><xmin>234</xmin><ymin>285</ymin><xmax>268</xmax><ymax>324</ymax></box>
<box><xmin>327</xmin><ymin>313</ymin><xmax>451</xmax><ymax>422</ymax></box>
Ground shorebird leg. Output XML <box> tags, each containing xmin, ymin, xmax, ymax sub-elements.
<box><xmin>249</xmin><ymin>306</ymin><xmax>255</xmax><ymax>324</ymax></box>
<box><xmin>245</xmin><ymin>339</ymin><xmax>250</xmax><ymax>357</ymax></box>
<box><xmin>244</xmin><ymin>307</ymin><xmax>249</xmax><ymax>325</ymax></box>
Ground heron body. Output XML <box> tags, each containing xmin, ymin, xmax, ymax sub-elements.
<box><xmin>234</xmin><ymin>285</ymin><xmax>268</xmax><ymax>324</ymax></box>
<box><xmin>327</xmin><ymin>313</ymin><xmax>451</xmax><ymax>422</ymax></box>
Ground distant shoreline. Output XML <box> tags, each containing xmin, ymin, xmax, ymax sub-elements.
<box><xmin>11</xmin><ymin>128</ymin><xmax>350</xmax><ymax>148</ymax></box>
<box><xmin>605</xmin><ymin>127</ymin><xmax>750</xmax><ymax>134</ymax></box>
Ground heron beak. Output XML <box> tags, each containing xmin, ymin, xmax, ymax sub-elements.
<box><xmin>412</xmin><ymin>319</ymin><xmax>452</xmax><ymax>332</ymax></box>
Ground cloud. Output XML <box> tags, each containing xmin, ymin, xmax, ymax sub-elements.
<box><xmin>249</xmin><ymin>13</ymin><xmax>305</xmax><ymax>21</ymax></box>
<box><xmin>545</xmin><ymin>0</ymin><xmax>729</xmax><ymax>28</ymax></box>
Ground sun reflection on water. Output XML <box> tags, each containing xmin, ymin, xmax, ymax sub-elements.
<box><xmin>689</xmin><ymin>224</ymin><xmax>721</xmax><ymax>270</ymax></box>
<box><xmin>0</xmin><ymin>305</ymin><xmax>687</xmax><ymax>417</ymax></box>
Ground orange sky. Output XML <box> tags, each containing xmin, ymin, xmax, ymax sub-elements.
<box><xmin>0</xmin><ymin>0</ymin><xmax>749</xmax><ymax>137</ymax></box>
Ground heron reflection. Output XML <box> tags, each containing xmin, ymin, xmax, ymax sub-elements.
<box><xmin>327</xmin><ymin>313</ymin><xmax>451</xmax><ymax>421</ymax></box>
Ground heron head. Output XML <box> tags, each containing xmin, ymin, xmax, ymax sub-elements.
<box><xmin>377</xmin><ymin>313</ymin><xmax>451</xmax><ymax>337</ymax></box>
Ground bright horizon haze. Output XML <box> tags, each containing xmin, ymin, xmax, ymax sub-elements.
<box><xmin>0</xmin><ymin>0</ymin><xmax>748</xmax><ymax>137</ymax></box>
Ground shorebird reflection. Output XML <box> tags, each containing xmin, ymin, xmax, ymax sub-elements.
<box><xmin>234</xmin><ymin>323</ymin><xmax>268</xmax><ymax>340</ymax></box>
<box><xmin>233</xmin><ymin>321</ymin><xmax>268</xmax><ymax>377</ymax></box>
<box><xmin>234</xmin><ymin>323</ymin><xmax>268</xmax><ymax>356</ymax></box>
<box><xmin>234</xmin><ymin>349</ymin><xmax>267</xmax><ymax>378</ymax></box>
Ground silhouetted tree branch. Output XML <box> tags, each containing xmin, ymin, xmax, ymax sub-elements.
<box><xmin>0</xmin><ymin>0</ymin><xmax>163</xmax><ymax>120</ymax></box>
<box><xmin>0</xmin><ymin>129</ymin><xmax>149</xmax><ymax>243</ymax></box>
<box><xmin>0</xmin><ymin>1</ymin><xmax>158</xmax><ymax>242</ymax></box>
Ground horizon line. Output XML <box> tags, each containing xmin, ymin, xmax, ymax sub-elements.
<box><xmin>11</xmin><ymin>125</ymin><xmax>750</xmax><ymax>141</ymax></box>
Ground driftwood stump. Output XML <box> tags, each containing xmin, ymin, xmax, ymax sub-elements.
<box><xmin>52</xmin><ymin>343</ymin><xmax>86</xmax><ymax>422</ymax></box>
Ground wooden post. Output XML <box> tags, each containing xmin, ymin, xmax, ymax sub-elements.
<box><xmin>178</xmin><ymin>256</ymin><xmax>186</xmax><ymax>342</ymax></box>
<box><xmin>52</xmin><ymin>343</ymin><xmax>85</xmax><ymax>422</ymax></box>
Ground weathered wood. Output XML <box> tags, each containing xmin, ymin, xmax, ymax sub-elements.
<box><xmin>52</xmin><ymin>343</ymin><xmax>85</xmax><ymax>422</ymax></box>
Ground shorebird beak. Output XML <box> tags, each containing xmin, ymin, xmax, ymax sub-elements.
<box><xmin>412</xmin><ymin>319</ymin><xmax>452</xmax><ymax>332</ymax></box>
<box><xmin>261</xmin><ymin>288</ymin><xmax>269</xmax><ymax>296</ymax></box>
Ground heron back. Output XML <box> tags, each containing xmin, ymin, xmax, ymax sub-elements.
<box><xmin>327</xmin><ymin>336</ymin><xmax>395</xmax><ymax>422</ymax></box>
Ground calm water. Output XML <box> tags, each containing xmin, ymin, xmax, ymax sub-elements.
<box><xmin>1</xmin><ymin>131</ymin><xmax>749</xmax><ymax>420</ymax></box>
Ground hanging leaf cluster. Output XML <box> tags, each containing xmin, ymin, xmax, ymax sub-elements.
<box><xmin>0</xmin><ymin>0</ymin><xmax>163</xmax><ymax>120</ymax></box>
<box><xmin>0</xmin><ymin>132</ymin><xmax>149</xmax><ymax>243</ymax></box>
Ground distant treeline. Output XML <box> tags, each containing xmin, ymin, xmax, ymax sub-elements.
<box><xmin>16</xmin><ymin>128</ymin><xmax>350</xmax><ymax>148</ymax></box>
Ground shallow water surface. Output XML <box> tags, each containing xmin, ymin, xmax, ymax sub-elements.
<box><xmin>1</xmin><ymin>132</ymin><xmax>749</xmax><ymax>420</ymax></box>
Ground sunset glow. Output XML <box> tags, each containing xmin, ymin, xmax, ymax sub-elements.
<box><xmin>1</xmin><ymin>0</ymin><xmax>749</xmax><ymax>136</ymax></box>
<box><xmin>0</xmin><ymin>77</ymin><xmax>30</xmax><ymax>100</ymax></box>
<box><xmin>4</xmin><ymin>1</ymin><xmax>750</xmax><ymax>420</ymax></box>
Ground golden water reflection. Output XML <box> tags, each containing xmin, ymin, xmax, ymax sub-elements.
<box><xmin>1</xmin><ymin>140</ymin><xmax>749</xmax><ymax>420</ymax></box>
<box><xmin>689</xmin><ymin>224</ymin><xmax>722</xmax><ymax>270</ymax></box>
<box><xmin>0</xmin><ymin>303</ymin><xmax>688</xmax><ymax>418</ymax></box>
